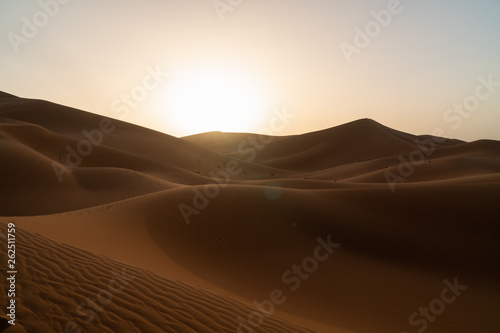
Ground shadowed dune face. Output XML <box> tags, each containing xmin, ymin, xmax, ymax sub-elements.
<box><xmin>1</xmin><ymin>93</ymin><xmax>500</xmax><ymax>332</ymax></box>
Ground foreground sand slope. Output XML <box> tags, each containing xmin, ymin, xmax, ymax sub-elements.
<box><xmin>0</xmin><ymin>227</ymin><xmax>316</xmax><ymax>333</ymax></box>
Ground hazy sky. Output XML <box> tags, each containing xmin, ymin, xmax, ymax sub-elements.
<box><xmin>1</xmin><ymin>0</ymin><xmax>499</xmax><ymax>140</ymax></box>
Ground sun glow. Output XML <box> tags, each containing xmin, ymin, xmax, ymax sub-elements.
<box><xmin>164</xmin><ymin>67</ymin><xmax>267</xmax><ymax>135</ymax></box>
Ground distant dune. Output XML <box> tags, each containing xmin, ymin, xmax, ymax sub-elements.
<box><xmin>1</xmin><ymin>92</ymin><xmax>499</xmax><ymax>332</ymax></box>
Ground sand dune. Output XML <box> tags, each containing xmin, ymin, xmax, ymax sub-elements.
<box><xmin>186</xmin><ymin>119</ymin><xmax>464</xmax><ymax>171</ymax></box>
<box><xmin>1</xmin><ymin>92</ymin><xmax>500</xmax><ymax>332</ymax></box>
<box><xmin>14</xmin><ymin>179</ymin><xmax>500</xmax><ymax>332</ymax></box>
<box><xmin>0</xmin><ymin>95</ymin><xmax>279</xmax><ymax>178</ymax></box>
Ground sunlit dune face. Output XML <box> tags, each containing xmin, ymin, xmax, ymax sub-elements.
<box><xmin>164</xmin><ymin>68</ymin><xmax>266</xmax><ymax>135</ymax></box>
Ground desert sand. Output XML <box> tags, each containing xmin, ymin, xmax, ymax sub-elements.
<box><xmin>1</xmin><ymin>92</ymin><xmax>499</xmax><ymax>332</ymax></box>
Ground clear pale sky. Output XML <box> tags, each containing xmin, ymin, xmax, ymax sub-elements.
<box><xmin>1</xmin><ymin>0</ymin><xmax>499</xmax><ymax>140</ymax></box>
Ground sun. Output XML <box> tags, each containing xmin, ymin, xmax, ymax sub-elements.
<box><xmin>164</xmin><ymin>67</ymin><xmax>267</xmax><ymax>135</ymax></box>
